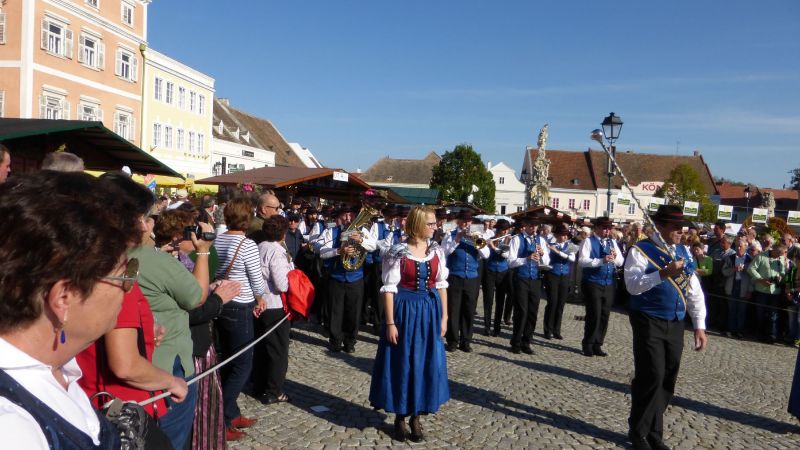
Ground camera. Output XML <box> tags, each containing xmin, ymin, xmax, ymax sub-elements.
<box><xmin>184</xmin><ymin>225</ymin><xmax>216</xmax><ymax>241</ymax></box>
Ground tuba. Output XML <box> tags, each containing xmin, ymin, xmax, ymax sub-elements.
<box><xmin>340</xmin><ymin>204</ymin><xmax>378</xmax><ymax>270</ymax></box>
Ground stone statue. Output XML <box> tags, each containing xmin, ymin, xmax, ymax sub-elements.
<box><xmin>762</xmin><ymin>191</ymin><xmax>776</xmax><ymax>217</ymax></box>
<box><xmin>526</xmin><ymin>124</ymin><xmax>551</xmax><ymax>207</ymax></box>
<box><xmin>537</xmin><ymin>123</ymin><xmax>549</xmax><ymax>152</ymax></box>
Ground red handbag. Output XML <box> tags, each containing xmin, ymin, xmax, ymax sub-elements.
<box><xmin>280</xmin><ymin>269</ymin><xmax>315</xmax><ymax>320</ymax></box>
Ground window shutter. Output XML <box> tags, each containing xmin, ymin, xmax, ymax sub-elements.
<box><xmin>62</xmin><ymin>99</ymin><xmax>70</xmax><ymax>120</ymax></box>
<box><xmin>130</xmin><ymin>116</ymin><xmax>136</xmax><ymax>140</ymax></box>
<box><xmin>113</xmin><ymin>111</ymin><xmax>120</xmax><ymax>133</ymax></box>
<box><xmin>39</xmin><ymin>95</ymin><xmax>46</xmax><ymax>118</ymax></box>
<box><xmin>77</xmin><ymin>35</ymin><xmax>85</xmax><ymax>64</ymax></box>
<box><xmin>64</xmin><ymin>29</ymin><xmax>73</xmax><ymax>59</ymax></box>
<box><xmin>40</xmin><ymin>18</ymin><xmax>48</xmax><ymax>50</ymax></box>
<box><xmin>0</xmin><ymin>13</ymin><xmax>7</xmax><ymax>45</ymax></box>
<box><xmin>97</xmin><ymin>41</ymin><xmax>104</xmax><ymax>69</ymax></box>
<box><xmin>131</xmin><ymin>55</ymin><xmax>138</xmax><ymax>81</ymax></box>
<box><xmin>96</xmin><ymin>107</ymin><xmax>103</xmax><ymax>122</ymax></box>
<box><xmin>115</xmin><ymin>49</ymin><xmax>122</xmax><ymax>76</ymax></box>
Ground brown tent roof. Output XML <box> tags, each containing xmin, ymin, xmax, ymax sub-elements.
<box><xmin>526</xmin><ymin>148</ymin><xmax>718</xmax><ymax>195</ymax></box>
<box><xmin>360</xmin><ymin>151</ymin><xmax>440</xmax><ymax>185</ymax></box>
<box><xmin>212</xmin><ymin>99</ymin><xmax>307</xmax><ymax>168</ymax></box>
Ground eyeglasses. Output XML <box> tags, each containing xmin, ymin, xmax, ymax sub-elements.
<box><xmin>101</xmin><ymin>258</ymin><xmax>140</xmax><ymax>293</ymax></box>
<box><xmin>265</xmin><ymin>204</ymin><xmax>279</xmax><ymax>210</ymax></box>
<box><xmin>426</xmin><ymin>222</ymin><xmax>437</xmax><ymax>227</ymax></box>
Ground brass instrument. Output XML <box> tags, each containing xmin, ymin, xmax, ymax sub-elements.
<box><xmin>340</xmin><ymin>205</ymin><xmax>378</xmax><ymax>270</ymax></box>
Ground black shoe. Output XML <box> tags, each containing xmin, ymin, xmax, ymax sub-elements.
<box><xmin>445</xmin><ymin>343</ymin><xmax>458</xmax><ymax>352</ymax></box>
<box><xmin>543</xmin><ymin>332</ymin><xmax>553</xmax><ymax>340</ymax></box>
<box><xmin>329</xmin><ymin>343</ymin><xmax>342</xmax><ymax>353</ymax></box>
<box><xmin>628</xmin><ymin>433</ymin><xmax>652</xmax><ymax>450</ymax></box>
<box><xmin>647</xmin><ymin>436</ymin><xmax>670</xmax><ymax>450</ymax></box>
<box><xmin>582</xmin><ymin>348</ymin><xmax>594</xmax><ymax>357</ymax></box>
<box><xmin>459</xmin><ymin>343</ymin><xmax>472</xmax><ymax>353</ymax></box>
<box><xmin>491</xmin><ymin>330</ymin><xmax>501</xmax><ymax>337</ymax></box>
<box><xmin>409</xmin><ymin>415</ymin><xmax>424</xmax><ymax>442</ymax></box>
<box><xmin>394</xmin><ymin>417</ymin><xmax>409</xmax><ymax>442</ymax></box>
<box><xmin>504</xmin><ymin>319</ymin><xmax>512</xmax><ymax>325</ymax></box>
<box><xmin>593</xmin><ymin>347</ymin><xmax>608</xmax><ymax>357</ymax></box>
<box><xmin>521</xmin><ymin>346</ymin><xmax>534</xmax><ymax>355</ymax></box>
<box><xmin>343</xmin><ymin>345</ymin><xmax>355</xmax><ymax>354</ymax></box>
<box><xmin>510</xmin><ymin>346</ymin><xmax>521</xmax><ymax>354</ymax></box>
<box><xmin>553</xmin><ymin>333</ymin><xmax>563</xmax><ymax>340</ymax></box>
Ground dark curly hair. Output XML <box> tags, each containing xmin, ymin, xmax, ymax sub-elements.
<box><xmin>0</xmin><ymin>172</ymin><xmax>141</xmax><ymax>333</ymax></box>
<box><xmin>262</xmin><ymin>215</ymin><xmax>289</xmax><ymax>242</ymax></box>
<box><xmin>154</xmin><ymin>210</ymin><xmax>194</xmax><ymax>247</ymax></box>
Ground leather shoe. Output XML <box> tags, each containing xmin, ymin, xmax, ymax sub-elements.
<box><xmin>343</xmin><ymin>345</ymin><xmax>355</xmax><ymax>354</ymax></box>
<box><xmin>553</xmin><ymin>333</ymin><xmax>563</xmax><ymax>340</ymax></box>
<box><xmin>445</xmin><ymin>343</ymin><xmax>457</xmax><ymax>352</ymax></box>
<box><xmin>231</xmin><ymin>415</ymin><xmax>257</xmax><ymax>428</ymax></box>
<box><xmin>394</xmin><ymin>416</ymin><xmax>410</xmax><ymax>442</ymax></box>
<box><xmin>409</xmin><ymin>415</ymin><xmax>424</xmax><ymax>442</ymax></box>
<box><xmin>629</xmin><ymin>436</ymin><xmax>652</xmax><ymax>450</ymax></box>
<box><xmin>521</xmin><ymin>346</ymin><xmax>534</xmax><ymax>355</ymax></box>
<box><xmin>510</xmin><ymin>346</ymin><xmax>521</xmax><ymax>354</ymax></box>
<box><xmin>593</xmin><ymin>347</ymin><xmax>609</xmax><ymax>357</ymax></box>
<box><xmin>329</xmin><ymin>343</ymin><xmax>342</xmax><ymax>353</ymax></box>
<box><xmin>582</xmin><ymin>348</ymin><xmax>594</xmax><ymax>357</ymax></box>
<box><xmin>647</xmin><ymin>436</ymin><xmax>670</xmax><ymax>450</ymax></box>
<box><xmin>543</xmin><ymin>332</ymin><xmax>552</xmax><ymax>340</ymax></box>
<box><xmin>225</xmin><ymin>427</ymin><xmax>246</xmax><ymax>441</ymax></box>
<box><xmin>459</xmin><ymin>343</ymin><xmax>472</xmax><ymax>353</ymax></box>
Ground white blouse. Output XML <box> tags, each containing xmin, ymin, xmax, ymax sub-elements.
<box><xmin>380</xmin><ymin>245</ymin><xmax>449</xmax><ymax>293</ymax></box>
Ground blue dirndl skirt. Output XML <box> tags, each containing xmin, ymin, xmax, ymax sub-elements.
<box><xmin>369</xmin><ymin>287</ymin><xmax>450</xmax><ymax>416</ymax></box>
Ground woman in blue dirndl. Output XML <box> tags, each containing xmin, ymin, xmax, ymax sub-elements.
<box><xmin>369</xmin><ymin>205</ymin><xmax>450</xmax><ymax>442</ymax></box>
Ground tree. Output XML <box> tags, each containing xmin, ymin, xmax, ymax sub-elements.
<box><xmin>789</xmin><ymin>167</ymin><xmax>800</xmax><ymax>190</ymax></box>
<box><xmin>655</xmin><ymin>163</ymin><xmax>716</xmax><ymax>222</ymax></box>
<box><xmin>430</xmin><ymin>143</ymin><xmax>496</xmax><ymax>212</ymax></box>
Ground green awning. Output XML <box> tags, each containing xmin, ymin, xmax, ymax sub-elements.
<box><xmin>0</xmin><ymin>118</ymin><xmax>182</xmax><ymax>177</ymax></box>
<box><xmin>371</xmin><ymin>185</ymin><xmax>440</xmax><ymax>205</ymax></box>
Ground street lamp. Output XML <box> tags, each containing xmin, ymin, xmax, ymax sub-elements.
<box><xmin>590</xmin><ymin>112</ymin><xmax>623</xmax><ymax>217</ymax></box>
<box><xmin>744</xmin><ymin>184</ymin><xmax>752</xmax><ymax>218</ymax></box>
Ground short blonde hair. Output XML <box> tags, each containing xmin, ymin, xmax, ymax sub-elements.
<box><xmin>405</xmin><ymin>205</ymin><xmax>435</xmax><ymax>242</ymax></box>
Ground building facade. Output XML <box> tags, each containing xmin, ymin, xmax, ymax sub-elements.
<box><xmin>487</xmin><ymin>161</ymin><xmax>525</xmax><ymax>215</ymax></box>
<box><xmin>0</xmin><ymin>0</ymin><xmax>148</xmax><ymax>146</ymax></box>
<box><xmin>140</xmin><ymin>47</ymin><xmax>214</xmax><ymax>179</ymax></box>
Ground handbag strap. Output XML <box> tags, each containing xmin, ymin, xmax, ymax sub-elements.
<box><xmin>222</xmin><ymin>237</ymin><xmax>246</xmax><ymax>280</ymax></box>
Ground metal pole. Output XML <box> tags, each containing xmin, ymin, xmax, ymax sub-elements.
<box><xmin>606</xmin><ymin>145</ymin><xmax>613</xmax><ymax>216</ymax></box>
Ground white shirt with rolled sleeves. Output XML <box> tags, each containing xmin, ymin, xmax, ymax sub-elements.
<box><xmin>549</xmin><ymin>241</ymin><xmax>577</xmax><ymax>263</ymax></box>
<box><xmin>380</xmin><ymin>245</ymin><xmax>450</xmax><ymax>294</ymax></box>
<box><xmin>318</xmin><ymin>225</ymin><xmax>377</xmax><ymax>261</ymax></box>
<box><xmin>506</xmin><ymin>232</ymin><xmax>551</xmax><ymax>269</ymax></box>
<box><xmin>577</xmin><ymin>235</ymin><xmax>624</xmax><ymax>269</ymax></box>
<box><xmin>624</xmin><ymin>243</ymin><xmax>707</xmax><ymax>330</ymax></box>
<box><xmin>0</xmin><ymin>338</ymin><xmax>101</xmax><ymax>449</ymax></box>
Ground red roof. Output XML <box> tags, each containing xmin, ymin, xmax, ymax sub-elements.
<box><xmin>717</xmin><ymin>182</ymin><xmax>799</xmax><ymax>210</ymax></box>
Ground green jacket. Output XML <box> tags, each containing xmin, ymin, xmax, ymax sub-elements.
<box><xmin>747</xmin><ymin>252</ymin><xmax>787</xmax><ymax>295</ymax></box>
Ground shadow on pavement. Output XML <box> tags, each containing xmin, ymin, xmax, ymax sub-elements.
<box><xmin>282</xmin><ymin>379</ymin><xmax>388</xmax><ymax>432</ymax></box>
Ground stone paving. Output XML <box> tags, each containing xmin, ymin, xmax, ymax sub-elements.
<box><xmin>229</xmin><ymin>302</ymin><xmax>800</xmax><ymax>449</ymax></box>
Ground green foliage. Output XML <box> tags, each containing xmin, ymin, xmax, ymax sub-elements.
<box><xmin>655</xmin><ymin>163</ymin><xmax>716</xmax><ymax>222</ymax></box>
<box><xmin>430</xmin><ymin>143</ymin><xmax>496</xmax><ymax>212</ymax></box>
<box><xmin>790</xmin><ymin>167</ymin><xmax>800</xmax><ymax>190</ymax></box>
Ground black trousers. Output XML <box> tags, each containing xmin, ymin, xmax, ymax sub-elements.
<box><xmin>628</xmin><ymin>311</ymin><xmax>684</xmax><ymax>442</ymax></box>
<box><xmin>544</xmin><ymin>272</ymin><xmax>570</xmax><ymax>336</ymax></box>
<box><xmin>362</xmin><ymin>261</ymin><xmax>381</xmax><ymax>325</ymax></box>
<box><xmin>446</xmin><ymin>275</ymin><xmax>480</xmax><ymax>346</ymax></box>
<box><xmin>328</xmin><ymin>278</ymin><xmax>364</xmax><ymax>348</ymax></box>
<box><xmin>252</xmin><ymin>308</ymin><xmax>290</xmax><ymax>398</ymax></box>
<box><xmin>511</xmin><ymin>277</ymin><xmax>542</xmax><ymax>348</ymax></box>
<box><xmin>582</xmin><ymin>281</ymin><xmax>615</xmax><ymax>350</ymax></box>
<box><xmin>482</xmin><ymin>269</ymin><xmax>511</xmax><ymax>334</ymax></box>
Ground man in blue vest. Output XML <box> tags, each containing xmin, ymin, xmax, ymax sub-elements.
<box><xmin>319</xmin><ymin>206</ymin><xmax>377</xmax><ymax>353</ymax></box>
<box><xmin>506</xmin><ymin>217</ymin><xmax>550</xmax><ymax>354</ymax></box>
<box><xmin>544</xmin><ymin>223</ymin><xmax>576</xmax><ymax>340</ymax></box>
<box><xmin>479</xmin><ymin>219</ymin><xmax>513</xmax><ymax>336</ymax></box>
<box><xmin>578</xmin><ymin>216</ymin><xmax>624</xmax><ymax>357</ymax></box>
<box><xmin>366</xmin><ymin>206</ymin><xmax>398</xmax><ymax>333</ymax></box>
<box><xmin>442</xmin><ymin>210</ymin><xmax>482</xmax><ymax>352</ymax></box>
<box><xmin>624</xmin><ymin>205</ymin><xmax>707</xmax><ymax>450</ymax></box>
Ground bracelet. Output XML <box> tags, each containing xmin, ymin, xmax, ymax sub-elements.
<box><xmin>195</xmin><ymin>252</ymin><xmax>211</xmax><ymax>256</ymax></box>
<box><xmin>386</xmin><ymin>323</ymin><xmax>395</xmax><ymax>326</ymax></box>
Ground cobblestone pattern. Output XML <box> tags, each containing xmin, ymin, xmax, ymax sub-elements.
<box><xmin>229</xmin><ymin>302</ymin><xmax>800</xmax><ymax>449</ymax></box>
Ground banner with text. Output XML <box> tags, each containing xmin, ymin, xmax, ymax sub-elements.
<box><xmin>683</xmin><ymin>201</ymin><xmax>699</xmax><ymax>217</ymax></box>
<box><xmin>648</xmin><ymin>196</ymin><xmax>665</xmax><ymax>212</ymax></box>
<box><xmin>616</xmin><ymin>193</ymin><xmax>631</xmax><ymax>206</ymax></box>
<box><xmin>751</xmin><ymin>208</ymin><xmax>768</xmax><ymax>224</ymax></box>
<box><xmin>717</xmin><ymin>204</ymin><xmax>733</xmax><ymax>220</ymax></box>
<box><xmin>787</xmin><ymin>211</ymin><xmax>800</xmax><ymax>226</ymax></box>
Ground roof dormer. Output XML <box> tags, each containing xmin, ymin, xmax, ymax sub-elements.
<box><xmin>242</xmin><ymin>131</ymin><xmax>250</xmax><ymax>144</ymax></box>
<box><xmin>217</xmin><ymin>120</ymin><xmax>224</xmax><ymax>135</ymax></box>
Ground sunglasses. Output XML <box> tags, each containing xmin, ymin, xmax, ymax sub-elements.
<box><xmin>101</xmin><ymin>258</ymin><xmax>140</xmax><ymax>293</ymax></box>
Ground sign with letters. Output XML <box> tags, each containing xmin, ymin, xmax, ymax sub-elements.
<box><xmin>787</xmin><ymin>211</ymin><xmax>800</xmax><ymax>226</ymax></box>
<box><xmin>751</xmin><ymin>208</ymin><xmax>768</xmax><ymax>224</ymax></box>
<box><xmin>332</xmin><ymin>171</ymin><xmax>349</xmax><ymax>182</ymax></box>
<box><xmin>648</xmin><ymin>196</ymin><xmax>665</xmax><ymax>212</ymax></box>
<box><xmin>616</xmin><ymin>193</ymin><xmax>631</xmax><ymax>206</ymax></box>
<box><xmin>683</xmin><ymin>201</ymin><xmax>699</xmax><ymax>217</ymax></box>
<box><xmin>717</xmin><ymin>204</ymin><xmax>733</xmax><ymax>220</ymax></box>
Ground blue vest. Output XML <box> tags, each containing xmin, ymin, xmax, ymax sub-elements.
<box><xmin>515</xmin><ymin>234</ymin><xmax>541</xmax><ymax>280</ymax></box>
<box><xmin>0</xmin><ymin>369</ymin><xmax>120</xmax><ymax>450</ymax></box>
<box><xmin>629</xmin><ymin>239</ymin><xmax>691</xmax><ymax>321</ymax></box>
<box><xmin>328</xmin><ymin>226</ymin><xmax>364</xmax><ymax>283</ymax></box>
<box><xmin>370</xmin><ymin>221</ymin><xmax>390</xmax><ymax>264</ymax></box>
<box><xmin>486</xmin><ymin>246</ymin><xmax>509</xmax><ymax>273</ymax></box>
<box><xmin>582</xmin><ymin>235</ymin><xmax>616</xmax><ymax>286</ymax></box>
<box><xmin>549</xmin><ymin>241</ymin><xmax>571</xmax><ymax>276</ymax></box>
<box><xmin>446</xmin><ymin>230</ymin><xmax>480</xmax><ymax>279</ymax></box>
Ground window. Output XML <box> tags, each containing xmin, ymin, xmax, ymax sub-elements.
<box><xmin>39</xmin><ymin>92</ymin><xmax>69</xmax><ymax>120</ymax></box>
<box><xmin>517</xmin><ymin>206</ymin><xmax>523</xmax><ymax>212</ymax></box>
<box><xmin>583</xmin><ymin>199</ymin><xmax>590</xmax><ymax>210</ymax></box>
<box><xmin>197</xmin><ymin>133</ymin><xmax>204</xmax><ymax>154</ymax></box>
<box><xmin>154</xmin><ymin>77</ymin><xmax>163</xmax><ymax>101</ymax></box>
<box><xmin>178</xmin><ymin>87</ymin><xmax>185</xmax><ymax>109</ymax></box>
<box><xmin>41</xmin><ymin>18</ymin><xmax>73</xmax><ymax>58</ymax></box>
<box><xmin>568</xmin><ymin>198</ymin><xmax>576</xmax><ymax>210</ymax></box>
<box><xmin>85</xmin><ymin>0</ymin><xmax>99</xmax><ymax>9</ymax></box>
<box><xmin>78</xmin><ymin>101</ymin><xmax>101</xmax><ymax>121</ymax></box>
<box><xmin>551</xmin><ymin>197</ymin><xmax>560</xmax><ymax>209</ymax></box>
<box><xmin>152</xmin><ymin>123</ymin><xmax>161</xmax><ymax>147</ymax></box>
<box><xmin>500</xmin><ymin>205</ymin><xmax>507</xmax><ymax>215</ymax></box>
<box><xmin>499</xmin><ymin>177</ymin><xmax>505</xmax><ymax>185</ymax></box>
<box><xmin>115</xmin><ymin>48</ymin><xmax>137</xmax><ymax>81</ymax></box>
<box><xmin>78</xmin><ymin>34</ymin><xmax>104</xmax><ymax>70</ymax></box>
<box><xmin>121</xmin><ymin>2</ymin><xmax>134</xmax><ymax>27</ymax></box>
<box><xmin>188</xmin><ymin>131</ymin><xmax>196</xmax><ymax>153</ymax></box>
<box><xmin>164</xmin><ymin>126</ymin><xmax>173</xmax><ymax>148</ymax></box>
<box><xmin>0</xmin><ymin>10</ymin><xmax>7</xmax><ymax>45</ymax></box>
<box><xmin>176</xmin><ymin>129</ymin><xmax>184</xmax><ymax>150</ymax></box>
<box><xmin>114</xmin><ymin>110</ymin><xmax>135</xmax><ymax>141</ymax></box>
<box><xmin>165</xmin><ymin>82</ymin><xmax>173</xmax><ymax>104</ymax></box>
<box><xmin>628</xmin><ymin>202</ymin><xmax>636</xmax><ymax>215</ymax></box>
<box><xmin>189</xmin><ymin>91</ymin><xmax>196</xmax><ymax>112</ymax></box>
<box><xmin>198</xmin><ymin>94</ymin><xmax>205</xmax><ymax>115</ymax></box>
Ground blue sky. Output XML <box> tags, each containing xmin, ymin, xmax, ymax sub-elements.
<box><xmin>149</xmin><ymin>1</ymin><xmax>800</xmax><ymax>188</ymax></box>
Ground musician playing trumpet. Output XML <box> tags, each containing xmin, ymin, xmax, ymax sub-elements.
<box><xmin>319</xmin><ymin>206</ymin><xmax>377</xmax><ymax>353</ymax></box>
<box><xmin>441</xmin><ymin>210</ymin><xmax>482</xmax><ymax>352</ymax></box>
<box><xmin>479</xmin><ymin>219</ymin><xmax>513</xmax><ymax>337</ymax></box>
<box><xmin>543</xmin><ymin>223</ymin><xmax>577</xmax><ymax>340</ymax></box>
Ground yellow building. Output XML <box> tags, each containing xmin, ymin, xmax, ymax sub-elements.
<box><xmin>140</xmin><ymin>47</ymin><xmax>214</xmax><ymax>180</ymax></box>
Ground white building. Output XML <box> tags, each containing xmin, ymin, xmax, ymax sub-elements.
<box><xmin>488</xmin><ymin>161</ymin><xmax>525</xmax><ymax>215</ymax></box>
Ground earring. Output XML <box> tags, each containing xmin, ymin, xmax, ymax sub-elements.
<box><xmin>60</xmin><ymin>329</ymin><xmax>66</xmax><ymax>344</ymax></box>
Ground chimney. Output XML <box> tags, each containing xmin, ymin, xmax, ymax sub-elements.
<box><xmin>693</xmin><ymin>150</ymin><xmax>700</xmax><ymax>156</ymax></box>
<box><xmin>487</xmin><ymin>162</ymin><xmax>492</xmax><ymax>170</ymax></box>
<box><xmin>218</xmin><ymin>98</ymin><xmax>230</xmax><ymax>106</ymax></box>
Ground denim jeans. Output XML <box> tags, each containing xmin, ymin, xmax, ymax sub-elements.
<box><xmin>726</xmin><ymin>279</ymin><xmax>748</xmax><ymax>334</ymax></box>
<box><xmin>159</xmin><ymin>356</ymin><xmax>198</xmax><ymax>450</ymax></box>
<box><xmin>217</xmin><ymin>301</ymin><xmax>255</xmax><ymax>427</ymax></box>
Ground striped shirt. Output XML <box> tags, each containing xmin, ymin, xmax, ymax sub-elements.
<box><xmin>214</xmin><ymin>233</ymin><xmax>266</xmax><ymax>304</ymax></box>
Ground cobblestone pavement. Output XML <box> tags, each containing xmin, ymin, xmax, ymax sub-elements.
<box><xmin>230</xmin><ymin>302</ymin><xmax>800</xmax><ymax>449</ymax></box>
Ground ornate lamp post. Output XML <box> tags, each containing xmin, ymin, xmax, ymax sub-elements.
<box><xmin>744</xmin><ymin>184</ymin><xmax>751</xmax><ymax>218</ymax></box>
<box><xmin>590</xmin><ymin>112</ymin><xmax>623</xmax><ymax>217</ymax></box>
